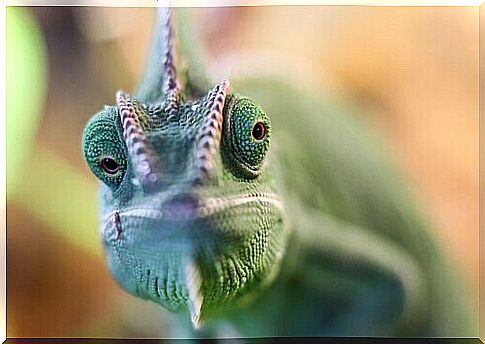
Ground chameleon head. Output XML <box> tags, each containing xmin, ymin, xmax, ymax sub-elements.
<box><xmin>82</xmin><ymin>80</ymin><xmax>288</xmax><ymax>326</ymax></box>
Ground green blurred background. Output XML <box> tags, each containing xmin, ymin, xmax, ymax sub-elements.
<box><xmin>6</xmin><ymin>6</ymin><xmax>478</xmax><ymax>337</ymax></box>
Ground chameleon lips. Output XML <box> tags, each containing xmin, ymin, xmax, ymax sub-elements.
<box><xmin>102</xmin><ymin>193</ymin><xmax>284</xmax><ymax>227</ymax></box>
<box><xmin>116</xmin><ymin>91</ymin><xmax>161</xmax><ymax>190</ymax></box>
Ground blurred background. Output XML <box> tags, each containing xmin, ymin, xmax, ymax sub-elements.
<box><xmin>6</xmin><ymin>6</ymin><xmax>478</xmax><ymax>337</ymax></box>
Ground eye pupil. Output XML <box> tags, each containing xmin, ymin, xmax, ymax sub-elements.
<box><xmin>100</xmin><ymin>157</ymin><xmax>120</xmax><ymax>174</ymax></box>
<box><xmin>251</xmin><ymin>122</ymin><xmax>267</xmax><ymax>141</ymax></box>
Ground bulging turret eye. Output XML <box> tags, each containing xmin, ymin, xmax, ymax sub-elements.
<box><xmin>82</xmin><ymin>108</ymin><xmax>127</xmax><ymax>189</ymax></box>
<box><xmin>222</xmin><ymin>97</ymin><xmax>271</xmax><ymax>178</ymax></box>
<box><xmin>100</xmin><ymin>156</ymin><xmax>120</xmax><ymax>175</ymax></box>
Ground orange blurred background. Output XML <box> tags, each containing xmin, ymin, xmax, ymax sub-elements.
<box><xmin>7</xmin><ymin>6</ymin><xmax>479</xmax><ymax>337</ymax></box>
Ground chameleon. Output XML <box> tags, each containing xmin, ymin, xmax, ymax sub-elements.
<box><xmin>81</xmin><ymin>7</ymin><xmax>474</xmax><ymax>338</ymax></box>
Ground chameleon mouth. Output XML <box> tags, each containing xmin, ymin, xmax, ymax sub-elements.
<box><xmin>103</xmin><ymin>193</ymin><xmax>285</xmax><ymax>223</ymax></box>
<box><xmin>101</xmin><ymin>192</ymin><xmax>286</xmax><ymax>326</ymax></box>
<box><xmin>196</xmin><ymin>193</ymin><xmax>285</xmax><ymax>217</ymax></box>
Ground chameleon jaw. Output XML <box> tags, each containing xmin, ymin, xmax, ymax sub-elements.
<box><xmin>100</xmin><ymin>192</ymin><xmax>286</xmax><ymax>326</ymax></box>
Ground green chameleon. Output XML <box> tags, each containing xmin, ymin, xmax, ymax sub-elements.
<box><xmin>82</xmin><ymin>7</ymin><xmax>473</xmax><ymax>338</ymax></box>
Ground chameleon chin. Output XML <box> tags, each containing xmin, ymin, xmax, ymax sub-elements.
<box><xmin>82</xmin><ymin>7</ymin><xmax>473</xmax><ymax>338</ymax></box>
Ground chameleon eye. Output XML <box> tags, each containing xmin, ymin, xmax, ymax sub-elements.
<box><xmin>100</xmin><ymin>156</ymin><xmax>120</xmax><ymax>175</ymax></box>
<box><xmin>82</xmin><ymin>108</ymin><xmax>128</xmax><ymax>189</ymax></box>
<box><xmin>251</xmin><ymin>121</ymin><xmax>267</xmax><ymax>141</ymax></box>
<box><xmin>223</xmin><ymin>96</ymin><xmax>271</xmax><ymax>178</ymax></box>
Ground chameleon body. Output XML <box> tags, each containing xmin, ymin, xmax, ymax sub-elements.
<box><xmin>82</xmin><ymin>8</ymin><xmax>473</xmax><ymax>337</ymax></box>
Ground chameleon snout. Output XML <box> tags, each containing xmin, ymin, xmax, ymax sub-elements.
<box><xmin>101</xmin><ymin>191</ymin><xmax>216</xmax><ymax>244</ymax></box>
<box><xmin>161</xmin><ymin>193</ymin><xmax>200</xmax><ymax>220</ymax></box>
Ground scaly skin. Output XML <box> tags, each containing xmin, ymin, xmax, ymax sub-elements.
<box><xmin>82</xmin><ymin>8</ymin><xmax>474</xmax><ymax>337</ymax></box>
